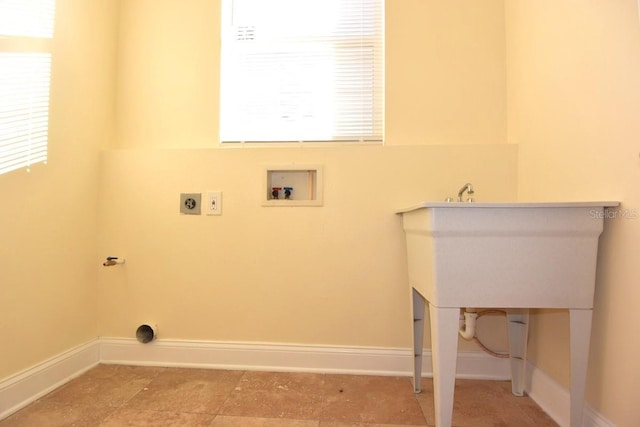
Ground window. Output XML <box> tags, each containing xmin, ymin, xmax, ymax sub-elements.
<box><xmin>0</xmin><ymin>0</ymin><xmax>55</xmax><ymax>175</ymax></box>
<box><xmin>220</xmin><ymin>0</ymin><xmax>384</xmax><ymax>143</ymax></box>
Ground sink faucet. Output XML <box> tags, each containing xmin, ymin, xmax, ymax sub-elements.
<box><xmin>457</xmin><ymin>183</ymin><xmax>474</xmax><ymax>202</ymax></box>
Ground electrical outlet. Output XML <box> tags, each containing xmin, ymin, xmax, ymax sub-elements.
<box><xmin>180</xmin><ymin>193</ymin><xmax>201</xmax><ymax>215</ymax></box>
<box><xmin>206</xmin><ymin>191</ymin><xmax>222</xmax><ymax>215</ymax></box>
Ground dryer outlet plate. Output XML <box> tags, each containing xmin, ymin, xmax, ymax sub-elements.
<box><xmin>180</xmin><ymin>193</ymin><xmax>201</xmax><ymax>215</ymax></box>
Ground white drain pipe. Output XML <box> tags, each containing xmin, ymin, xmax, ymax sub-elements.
<box><xmin>458</xmin><ymin>308</ymin><xmax>478</xmax><ymax>340</ymax></box>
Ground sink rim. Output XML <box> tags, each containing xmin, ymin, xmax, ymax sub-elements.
<box><xmin>396</xmin><ymin>200</ymin><xmax>620</xmax><ymax>214</ymax></box>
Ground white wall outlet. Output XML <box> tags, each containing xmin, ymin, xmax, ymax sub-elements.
<box><xmin>206</xmin><ymin>191</ymin><xmax>222</xmax><ymax>215</ymax></box>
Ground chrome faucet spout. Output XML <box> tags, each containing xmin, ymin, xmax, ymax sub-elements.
<box><xmin>457</xmin><ymin>183</ymin><xmax>474</xmax><ymax>202</ymax></box>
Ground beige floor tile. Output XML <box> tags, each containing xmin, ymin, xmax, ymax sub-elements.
<box><xmin>319</xmin><ymin>422</ymin><xmax>429</xmax><ymax>427</ymax></box>
<box><xmin>100</xmin><ymin>408</ymin><xmax>215</xmax><ymax>426</ymax></box>
<box><xmin>320</xmin><ymin>375</ymin><xmax>427</xmax><ymax>425</ymax></box>
<box><xmin>0</xmin><ymin>365</ymin><xmax>557</xmax><ymax>427</ymax></box>
<box><xmin>0</xmin><ymin>399</ymin><xmax>116</xmax><ymax>427</ymax></box>
<box><xmin>45</xmin><ymin>364</ymin><xmax>164</xmax><ymax>408</ymax></box>
<box><xmin>219</xmin><ymin>371</ymin><xmax>326</xmax><ymax>420</ymax></box>
<box><xmin>416</xmin><ymin>378</ymin><xmax>558</xmax><ymax>427</ymax></box>
<box><xmin>212</xmin><ymin>415</ymin><xmax>320</xmax><ymax>426</ymax></box>
<box><xmin>124</xmin><ymin>367</ymin><xmax>244</xmax><ymax>414</ymax></box>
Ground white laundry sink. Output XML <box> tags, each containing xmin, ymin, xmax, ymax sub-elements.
<box><xmin>396</xmin><ymin>201</ymin><xmax>618</xmax><ymax>427</ymax></box>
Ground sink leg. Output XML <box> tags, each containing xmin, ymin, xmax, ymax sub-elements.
<box><xmin>506</xmin><ymin>309</ymin><xmax>530</xmax><ymax>396</ymax></box>
<box><xmin>411</xmin><ymin>288</ymin><xmax>425</xmax><ymax>393</ymax></box>
<box><xmin>569</xmin><ymin>309</ymin><xmax>593</xmax><ymax>427</ymax></box>
<box><xmin>429</xmin><ymin>304</ymin><xmax>460</xmax><ymax>427</ymax></box>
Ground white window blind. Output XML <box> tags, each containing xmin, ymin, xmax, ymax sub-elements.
<box><xmin>0</xmin><ymin>0</ymin><xmax>55</xmax><ymax>175</ymax></box>
<box><xmin>220</xmin><ymin>0</ymin><xmax>384</xmax><ymax>143</ymax></box>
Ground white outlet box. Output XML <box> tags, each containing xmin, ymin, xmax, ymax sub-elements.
<box><xmin>205</xmin><ymin>191</ymin><xmax>222</xmax><ymax>215</ymax></box>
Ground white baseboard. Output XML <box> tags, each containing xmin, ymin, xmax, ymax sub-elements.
<box><xmin>99</xmin><ymin>338</ymin><xmax>510</xmax><ymax>380</ymax></box>
<box><xmin>0</xmin><ymin>339</ymin><xmax>100</xmax><ymax>420</ymax></box>
<box><xmin>525</xmin><ymin>362</ymin><xmax>615</xmax><ymax>427</ymax></box>
<box><xmin>1</xmin><ymin>337</ymin><xmax>612</xmax><ymax>427</ymax></box>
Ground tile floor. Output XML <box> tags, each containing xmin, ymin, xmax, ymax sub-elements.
<box><xmin>0</xmin><ymin>365</ymin><xmax>558</xmax><ymax>426</ymax></box>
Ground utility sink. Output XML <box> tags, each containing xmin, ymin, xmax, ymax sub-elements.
<box><xmin>396</xmin><ymin>202</ymin><xmax>618</xmax><ymax>427</ymax></box>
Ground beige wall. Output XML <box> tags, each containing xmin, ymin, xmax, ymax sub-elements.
<box><xmin>506</xmin><ymin>0</ymin><xmax>640</xmax><ymax>425</ymax></box>
<box><xmin>115</xmin><ymin>0</ymin><xmax>508</xmax><ymax>149</ymax></box>
<box><xmin>97</xmin><ymin>145</ymin><xmax>516</xmax><ymax>347</ymax></box>
<box><xmin>101</xmin><ymin>0</ymin><xmax>513</xmax><ymax>349</ymax></box>
<box><xmin>1</xmin><ymin>0</ymin><xmax>515</xmax><ymax>392</ymax></box>
<box><xmin>0</xmin><ymin>0</ymin><xmax>118</xmax><ymax>379</ymax></box>
<box><xmin>386</xmin><ymin>0</ymin><xmax>507</xmax><ymax>145</ymax></box>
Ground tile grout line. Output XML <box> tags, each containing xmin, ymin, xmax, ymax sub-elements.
<box><xmin>100</xmin><ymin>365</ymin><xmax>166</xmax><ymax>425</ymax></box>
<box><xmin>212</xmin><ymin>369</ymin><xmax>249</xmax><ymax>422</ymax></box>
<box><xmin>316</xmin><ymin>372</ymin><xmax>328</xmax><ymax>426</ymax></box>
<box><xmin>411</xmin><ymin>378</ymin><xmax>431</xmax><ymax>427</ymax></box>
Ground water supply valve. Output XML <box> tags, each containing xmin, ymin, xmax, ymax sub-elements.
<box><xmin>103</xmin><ymin>256</ymin><xmax>125</xmax><ymax>266</ymax></box>
<box><xmin>284</xmin><ymin>187</ymin><xmax>293</xmax><ymax>200</ymax></box>
<box><xmin>271</xmin><ymin>187</ymin><xmax>282</xmax><ymax>199</ymax></box>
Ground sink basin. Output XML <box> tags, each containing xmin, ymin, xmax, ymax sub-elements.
<box><xmin>397</xmin><ymin>201</ymin><xmax>618</xmax><ymax>309</ymax></box>
<box><xmin>396</xmin><ymin>201</ymin><xmax>618</xmax><ymax>427</ymax></box>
